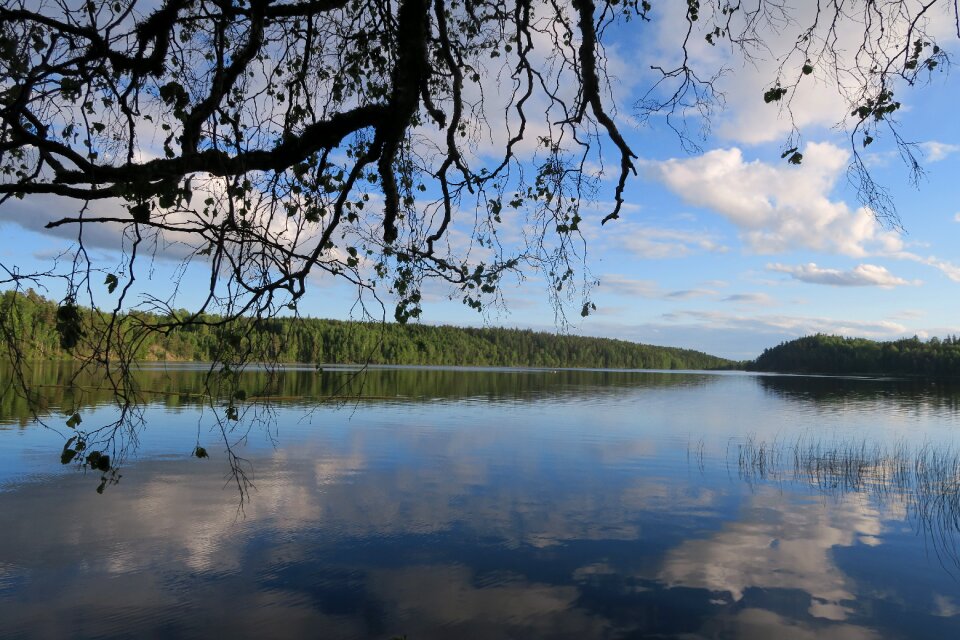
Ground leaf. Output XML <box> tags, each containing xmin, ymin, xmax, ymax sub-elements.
<box><xmin>56</xmin><ymin>301</ymin><xmax>84</xmax><ymax>350</ymax></box>
<box><xmin>786</xmin><ymin>152</ymin><xmax>803</xmax><ymax>165</ymax></box>
<box><xmin>86</xmin><ymin>450</ymin><xmax>110</xmax><ymax>471</ymax></box>
<box><xmin>129</xmin><ymin>202</ymin><xmax>150</xmax><ymax>223</ymax></box>
<box><xmin>104</xmin><ymin>273</ymin><xmax>118</xmax><ymax>294</ymax></box>
<box><xmin>763</xmin><ymin>86</ymin><xmax>788</xmax><ymax>103</ymax></box>
<box><xmin>66</xmin><ymin>412</ymin><xmax>82</xmax><ymax>428</ymax></box>
<box><xmin>61</xmin><ymin>436</ymin><xmax>77</xmax><ymax>464</ymax></box>
<box><xmin>194</xmin><ymin>446</ymin><xmax>209</xmax><ymax>459</ymax></box>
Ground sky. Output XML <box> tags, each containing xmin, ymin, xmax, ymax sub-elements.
<box><xmin>2</xmin><ymin>3</ymin><xmax>959</xmax><ymax>360</ymax></box>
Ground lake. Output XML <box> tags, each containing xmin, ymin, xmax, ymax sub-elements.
<box><xmin>1</xmin><ymin>364</ymin><xmax>959</xmax><ymax>639</ymax></box>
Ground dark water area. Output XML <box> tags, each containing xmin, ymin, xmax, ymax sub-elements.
<box><xmin>1</xmin><ymin>364</ymin><xmax>959</xmax><ymax>639</ymax></box>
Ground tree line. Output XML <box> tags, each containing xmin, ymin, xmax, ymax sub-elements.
<box><xmin>749</xmin><ymin>334</ymin><xmax>960</xmax><ymax>377</ymax></box>
<box><xmin>0</xmin><ymin>290</ymin><xmax>729</xmax><ymax>370</ymax></box>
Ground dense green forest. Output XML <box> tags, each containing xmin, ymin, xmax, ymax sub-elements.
<box><xmin>0</xmin><ymin>290</ymin><xmax>729</xmax><ymax>370</ymax></box>
<box><xmin>749</xmin><ymin>334</ymin><xmax>960</xmax><ymax>377</ymax></box>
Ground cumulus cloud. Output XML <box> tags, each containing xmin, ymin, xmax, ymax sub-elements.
<box><xmin>634</xmin><ymin>1</ymin><xmax>958</xmax><ymax>146</ymax></box>
<box><xmin>644</xmin><ymin>142</ymin><xmax>904</xmax><ymax>257</ymax></box>
<box><xmin>767</xmin><ymin>262</ymin><xmax>915</xmax><ymax>287</ymax></box>
<box><xmin>632</xmin><ymin>1</ymin><xmax>848</xmax><ymax>145</ymax></box>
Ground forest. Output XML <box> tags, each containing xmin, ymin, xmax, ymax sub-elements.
<box><xmin>0</xmin><ymin>289</ymin><xmax>729</xmax><ymax>371</ymax></box>
<box><xmin>749</xmin><ymin>334</ymin><xmax>960</xmax><ymax>377</ymax></box>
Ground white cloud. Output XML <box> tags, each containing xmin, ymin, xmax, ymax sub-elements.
<box><xmin>635</xmin><ymin>1</ymin><xmax>959</xmax><ymax>146</ymax></box>
<box><xmin>597</xmin><ymin>275</ymin><xmax>661</xmax><ymax>298</ymax></box>
<box><xmin>635</xmin><ymin>1</ymin><xmax>848</xmax><ymax>145</ymax></box>
<box><xmin>581</xmin><ymin>312</ymin><xmax>949</xmax><ymax>360</ymax></box>
<box><xmin>645</xmin><ymin>142</ymin><xmax>906</xmax><ymax>257</ymax></box>
<box><xmin>890</xmin><ymin>309</ymin><xmax>926</xmax><ymax>320</ymax></box>
<box><xmin>721</xmin><ymin>293</ymin><xmax>776</xmax><ymax>306</ymax></box>
<box><xmin>659</xmin><ymin>309</ymin><xmax>911</xmax><ymax>340</ymax></box>
<box><xmin>953</xmin><ymin>212</ymin><xmax>960</xmax><ymax>223</ymax></box>
<box><xmin>598</xmin><ymin>274</ymin><xmax>717</xmax><ymax>301</ymax></box>
<box><xmin>664</xmin><ymin>289</ymin><xmax>717</xmax><ymax>300</ymax></box>
<box><xmin>614</xmin><ymin>223</ymin><xmax>728</xmax><ymax>259</ymax></box>
<box><xmin>919</xmin><ymin>141</ymin><xmax>960</xmax><ymax>163</ymax></box>
<box><xmin>896</xmin><ymin>252</ymin><xmax>960</xmax><ymax>283</ymax></box>
<box><xmin>767</xmin><ymin>262</ymin><xmax>915</xmax><ymax>288</ymax></box>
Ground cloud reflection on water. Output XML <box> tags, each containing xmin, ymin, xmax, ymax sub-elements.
<box><xmin>1</xmin><ymin>370</ymin><xmax>959</xmax><ymax>638</ymax></box>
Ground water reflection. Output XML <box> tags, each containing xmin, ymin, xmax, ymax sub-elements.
<box><xmin>0</xmin><ymin>367</ymin><xmax>959</xmax><ymax>638</ymax></box>
<box><xmin>757</xmin><ymin>373</ymin><xmax>960</xmax><ymax>413</ymax></box>
<box><xmin>0</xmin><ymin>362</ymin><xmax>722</xmax><ymax>424</ymax></box>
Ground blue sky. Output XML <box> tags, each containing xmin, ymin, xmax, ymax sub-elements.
<box><xmin>2</xmin><ymin>4</ymin><xmax>959</xmax><ymax>360</ymax></box>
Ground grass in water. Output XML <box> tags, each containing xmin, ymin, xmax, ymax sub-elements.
<box><xmin>718</xmin><ymin>434</ymin><xmax>960</xmax><ymax>571</ymax></box>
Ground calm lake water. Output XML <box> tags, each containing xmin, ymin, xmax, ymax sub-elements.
<box><xmin>1</xmin><ymin>364</ymin><xmax>959</xmax><ymax>639</ymax></box>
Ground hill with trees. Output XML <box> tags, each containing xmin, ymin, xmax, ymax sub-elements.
<box><xmin>1</xmin><ymin>289</ymin><xmax>729</xmax><ymax>370</ymax></box>
<box><xmin>749</xmin><ymin>334</ymin><xmax>960</xmax><ymax>377</ymax></box>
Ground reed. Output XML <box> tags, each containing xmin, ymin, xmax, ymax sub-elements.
<box><xmin>727</xmin><ymin>434</ymin><xmax>960</xmax><ymax>570</ymax></box>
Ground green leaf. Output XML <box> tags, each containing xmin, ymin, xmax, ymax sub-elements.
<box><xmin>104</xmin><ymin>273</ymin><xmax>118</xmax><ymax>294</ymax></box>
<box><xmin>66</xmin><ymin>412</ymin><xmax>82</xmax><ymax>428</ymax></box>
<box><xmin>194</xmin><ymin>446</ymin><xmax>209</xmax><ymax>459</ymax></box>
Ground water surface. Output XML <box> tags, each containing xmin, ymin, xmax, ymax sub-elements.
<box><xmin>1</xmin><ymin>365</ymin><xmax>958</xmax><ymax>639</ymax></box>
